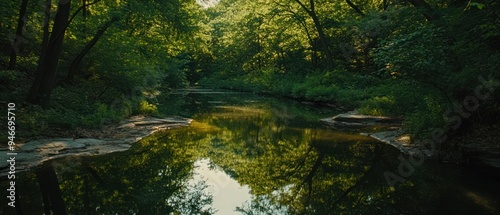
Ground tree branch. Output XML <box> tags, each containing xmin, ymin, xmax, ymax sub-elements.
<box><xmin>49</xmin><ymin>0</ymin><xmax>102</xmax><ymax>51</ymax></box>
<box><xmin>345</xmin><ymin>0</ymin><xmax>364</xmax><ymax>16</ymax></box>
<box><xmin>293</xmin><ymin>0</ymin><xmax>312</xmax><ymax>16</ymax></box>
<box><xmin>67</xmin><ymin>0</ymin><xmax>101</xmax><ymax>28</ymax></box>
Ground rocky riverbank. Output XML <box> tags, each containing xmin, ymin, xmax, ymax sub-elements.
<box><xmin>0</xmin><ymin>115</ymin><xmax>192</xmax><ymax>178</ymax></box>
<box><xmin>321</xmin><ymin>111</ymin><xmax>428</xmax><ymax>157</ymax></box>
<box><xmin>321</xmin><ymin>111</ymin><xmax>500</xmax><ymax>170</ymax></box>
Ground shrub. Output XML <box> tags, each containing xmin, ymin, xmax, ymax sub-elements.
<box><xmin>81</xmin><ymin>103</ymin><xmax>124</xmax><ymax>128</ymax></box>
<box><xmin>137</xmin><ymin>100</ymin><xmax>159</xmax><ymax>115</ymax></box>
<box><xmin>358</xmin><ymin>96</ymin><xmax>396</xmax><ymax>116</ymax></box>
<box><xmin>372</xmin><ymin>25</ymin><xmax>452</xmax><ymax>87</ymax></box>
<box><xmin>405</xmin><ymin>96</ymin><xmax>447</xmax><ymax>139</ymax></box>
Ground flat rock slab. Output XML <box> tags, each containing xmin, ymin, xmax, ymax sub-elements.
<box><xmin>322</xmin><ymin>111</ymin><xmax>427</xmax><ymax>157</ymax></box>
<box><xmin>0</xmin><ymin>116</ymin><xmax>191</xmax><ymax>177</ymax></box>
<box><xmin>321</xmin><ymin>111</ymin><xmax>402</xmax><ymax>129</ymax></box>
<box><xmin>361</xmin><ymin>130</ymin><xmax>432</xmax><ymax>158</ymax></box>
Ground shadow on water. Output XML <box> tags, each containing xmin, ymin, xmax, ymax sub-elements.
<box><xmin>1</xmin><ymin>90</ymin><xmax>500</xmax><ymax>214</ymax></box>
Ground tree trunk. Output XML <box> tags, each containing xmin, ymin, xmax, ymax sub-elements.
<box><xmin>287</xmin><ymin>8</ymin><xmax>318</xmax><ymax>68</ymax></box>
<box><xmin>294</xmin><ymin>0</ymin><xmax>334</xmax><ymax>69</ymax></box>
<box><xmin>310</xmin><ymin>12</ymin><xmax>334</xmax><ymax>69</ymax></box>
<box><xmin>66</xmin><ymin>17</ymin><xmax>118</xmax><ymax>82</ymax></box>
<box><xmin>82</xmin><ymin>0</ymin><xmax>87</xmax><ymax>18</ymax></box>
<box><xmin>8</xmin><ymin>0</ymin><xmax>29</xmax><ymax>69</ymax></box>
<box><xmin>27</xmin><ymin>0</ymin><xmax>72</xmax><ymax>107</ymax></box>
<box><xmin>36</xmin><ymin>0</ymin><xmax>52</xmax><ymax>70</ymax></box>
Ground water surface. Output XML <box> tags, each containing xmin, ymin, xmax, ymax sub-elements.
<box><xmin>1</xmin><ymin>90</ymin><xmax>499</xmax><ymax>214</ymax></box>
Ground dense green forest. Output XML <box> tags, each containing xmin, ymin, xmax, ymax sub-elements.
<box><xmin>0</xmin><ymin>0</ymin><xmax>499</xmax><ymax>155</ymax></box>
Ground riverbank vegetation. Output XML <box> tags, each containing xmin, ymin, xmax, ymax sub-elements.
<box><xmin>1</xmin><ymin>0</ymin><xmax>499</xmax><ymax>153</ymax></box>
<box><xmin>200</xmin><ymin>0</ymin><xmax>500</xmax><ymax>142</ymax></box>
<box><xmin>1</xmin><ymin>0</ymin><xmax>202</xmax><ymax>138</ymax></box>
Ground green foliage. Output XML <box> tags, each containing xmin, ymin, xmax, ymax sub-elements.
<box><xmin>137</xmin><ymin>100</ymin><xmax>159</xmax><ymax>115</ymax></box>
<box><xmin>0</xmin><ymin>70</ymin><xmax>20</xmax><ymax>82</ymax></box>
<box><xmin>161</xmin><ymin>58</ymin><xmax>190</xmax><ymax>89</ymax></box>
<box><xmin>372</xmin><ymin>25</ymin><xmax>452</xmax><ymax>85</ymax></box>
<box><xmin>16</xmin><ymin>106</ymin><xmax>50</xmax><ymax>138</ymax></box>
<box><xmin>469</xmin><ymin>2</ymin><xmax>486</xmax><ymax>10</ymax></box>
<box><xmin>199</xmin><ymin>0</ymin><xmax>499</xmax><ymax>142</ymax></box>
<box><xmin>81</xmin><ymin>103</ymin><xmax>125</xmax><ymax>128</ymax></box>
<box><xmin>405</xmin><ymin>96</ymin><xmax>447</xmax><ymax>139</ymax></box>
<box><xmin>201</xmin><ymin>68</ymin><xmax>375</xmax><ymax>108</ymax></box>
<box><xmin>1</xmin><ymin>0</ymin><xmax>498</xmax><ymax>145</ymax></box>
<box><xmin>0</xmin><ymin>70</ymin><xmax>25</xmax><ymax>101</ymax></box>
<box><xmin>358</xmin><ymin>96</ymin><xmax>396</xmax><ymax>116</ymax></box>
<box><xmin>0</xmin><ymin>0</ymin><xmax>208</xmax><ymax>141</ymax></box>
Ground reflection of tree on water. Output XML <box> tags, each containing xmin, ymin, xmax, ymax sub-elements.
<box><xmin>56</xmin><ymin>133</ymin><xmax>215</xmax><ymax>214</ymax></box>
<box><xmin>35</xmin><ymin>165</ymin><xmax>68</xmax><ymax>215</ymax></box>
<box><xmin>2</xmin><ymin>132</ymin><xmax>215</xmax><ymax>215</ymax></box>
<box><xmin>192</xmin><ymin>103</ymin><xmax>447</xmax><ymax>214</ymax></box>
<box><xmin>3</xmin><ymin>93</ymin><xmax>497</xmax><ymax>214</ymax></box>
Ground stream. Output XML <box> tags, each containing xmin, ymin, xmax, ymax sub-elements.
<box><xmin>1</xmin><ymin>90</ymin><xmax>499</xmax><ymax>214</ymax></box>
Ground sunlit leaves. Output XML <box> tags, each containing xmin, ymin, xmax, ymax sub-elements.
<box><xmin>59</xmin><ymin>0</ymin><xmax>203</xmax><ymax>106</ymax></box>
